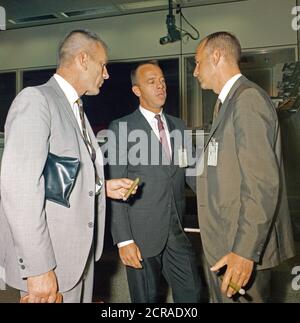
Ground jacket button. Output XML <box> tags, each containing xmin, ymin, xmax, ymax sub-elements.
<box><xmin>21</xmin><ymin>265</ymin><xmax>25</xmax><ymax>270</ymax></box>
<box><xmin>88</xmin><ymin>222</ymin><xmax>94</xmax><ymax>228</ymax></box>
<box><xmin>89</xmin><ymin>191</ymin><xmax>94</xmax><ymax>197</ymax></box>
<box><xmin>19</xmin><ymin>258</ymin><xmax>23</xmax><ymax>263</ymax></box>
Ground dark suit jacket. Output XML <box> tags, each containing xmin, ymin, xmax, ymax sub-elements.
<box><xmin>197</xmin><ymin>75</ymin><xmax>295</xmax><ymax>270</ymax></box>
<box><xmin>108</xmin><ymin>109</ymin><xmax>195</xmax><ymax>258</ymax></box>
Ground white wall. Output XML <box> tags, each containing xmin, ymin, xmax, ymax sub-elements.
<box><xmin>0</xmin><ymin>0</ymin><xmax>297</xmax><ymax>70</ymax></box>
<box><xmin>182</xmin><ymin>0</ymin><xmax>296</xmax><ymax>52</ymax></box>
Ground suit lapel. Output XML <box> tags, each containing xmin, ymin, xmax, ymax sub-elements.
<box><xmin>164</xmin><ymin>114</ymin><xmax>178</xmax><ymax>176</ymax></box>
<box><xmin>133</xmin><ymin>110</ymin><xmax>170</xmax><ymax>174</ymax></box>
<box><xmin>164</xmin><ymin>114</ymin><xmax>175</xmax><ymax>158</ymax></box>
<box><xmin>134</xmin><ymin>109</ymin><xmax>155</xmax><ymax>138</ymax></box>
<box><xmin>48</xmin><ymin>77</ymin><xmax>94</xmax><ymax>160</ymax></box>
<box><xmin>134</xmin><ymin>109</ymin><xmax>164</xmax><ymax>164</ymax></box>
<box><xmin>205</xmin><ymin>76</ymin><xmax>247</xmax><ymax>150</ymax></box>
<box><xmin>47</xmin><ymin>77</ymin><xmax>81</xmax><ymax>134</ymax></box>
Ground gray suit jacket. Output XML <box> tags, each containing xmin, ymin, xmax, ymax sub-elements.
<box><xmin>197</xmin><ymin>76</ymin><xmax>295</xmax><ymax>270</ymax></box>
<box><xmin>108</xmin><ymin>109</ymin><xmax>195</xmax><ymax>258</ymax></box>
<box><xmin>0</xmin><ymin>77</ymin><xmax>106</xmax><ymax>292</ymax></box>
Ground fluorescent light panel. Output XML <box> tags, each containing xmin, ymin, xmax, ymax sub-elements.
<box><xmin>12</xmin><ymin>14</ymin><xmax>57</xmax><ymax>23</ymax></box>
<box><xmin>119</xmin><ymin>0</ymin><xmax>169</xmax><ymax>10</ymax></box>
<box><xmin>64</xmin><ymin>6</ymin><xmax>117</xmax><ymax>17</ymax></box>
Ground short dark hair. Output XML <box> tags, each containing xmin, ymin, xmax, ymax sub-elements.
<box><xmin>203</xmin><ymin>31</ymin><xmax>241</xmax><ymax>63</ymax></box>
<box><xmin>58</xmin><ymin>29</ymin><xmax>107</xmax><ymax>66</ymax></box>
<box><xmin>130</xmin><ymin>60</ymin><xmax>160</xmax><ymax>86</ymax></box>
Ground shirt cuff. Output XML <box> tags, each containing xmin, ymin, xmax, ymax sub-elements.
<box><xmin>117</xmin><ymin>240</ymin><xmax>134</xmax><ymax>248</ymax></box>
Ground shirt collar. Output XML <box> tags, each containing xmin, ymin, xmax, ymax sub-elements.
<box><xmin>218</xmin><ymin>73</ymin><xmax>242</xmax><ymax>103</ymax></box>
<box><xmin>139</xmin><ymin>105</ymin><xmax>166</xmax><ymax>124</ymax></box>
<box><xmin>54</xmin><ymin>73</ymin><xmax>79</xmax><ymax>107</ymax></box>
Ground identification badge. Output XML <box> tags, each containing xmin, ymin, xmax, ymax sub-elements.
<box><xmin>207</xmin><ymin>138</ymin><xmax>218</xmax><ymax>166</ymax></box>
<box><xmin>178</xmin><ymin>147</ymin><xmax>188</xmax><ymax>168</ymax></box>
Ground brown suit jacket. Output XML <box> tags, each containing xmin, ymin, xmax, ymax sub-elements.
<box><xmin>197</xmin><ymin>76</ymin><xmax>295</xmax><ymax>269</ymax></box>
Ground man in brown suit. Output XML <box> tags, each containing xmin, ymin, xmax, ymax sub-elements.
<box><xmin>194</xmin><ymin>31</ymin><xmax>295</xmax><ymax>302</ymax></box>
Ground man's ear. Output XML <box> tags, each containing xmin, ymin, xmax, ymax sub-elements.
<box><xmin>76</xmin><ymin>51</ymin><xmax>89</xmax><ymax>71</ymax></box>
<box><xmin>212</xmin><ymin>49</ymin><xmax>221</xmax><ymax>67</ymax></box>
<box><xmin>132</xmin><ymin>85</ymin><xmax>141</xmax><ymax>97</ymax></box>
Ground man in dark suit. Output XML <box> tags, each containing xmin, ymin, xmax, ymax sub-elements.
<box><xmin>108</xmin><ymin>61</ymin><xmax>201</xmax><ymax>303</ymax></box>
<box><xmin>194</xmin><ymin>31</ymin><xmax>295</xmax><ymax>302</ymax></box>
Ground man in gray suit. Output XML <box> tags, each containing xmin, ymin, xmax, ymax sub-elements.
<box><xmin>194</xmin><ymin>31</ymin><xmax>295</xmax><ymax>302</ymax></box>
<box><xmin>108</xmin><ymin>61</ymin><xmax>201</xmax><ymax>303</ymax></box>
<box><xmin>0</xmin><ymin>29</ymin><xmax>136</xmax><ymax>303</ymax></box>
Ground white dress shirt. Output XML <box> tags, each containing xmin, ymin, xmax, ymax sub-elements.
<box><xmin>53</xmin><ymin>74</ymin><xmax>100</xmax><ymax>191</ymax></box>
<box><xmin>54</xmin><ymin>73</ymin><xmax>95</xmax><ymax>151</ymax></box>
<box><xmin>53</xmin><ymin>73</ymin><xmax>83</xmax><ymax>133</ymax></box>
<box><xmin>218</xmin><ymin>73</ymin><xmax>242</xmax><ymax>103</ymax></box>
<box><xmin>118</xmin><ymin>105</ymin><xmax>172</xmax><ymax>248</ymax></box>
<box><xmin>139</xmin><ymin>105</ymin><xmax>172</xmax><ymax>156</ymax></box>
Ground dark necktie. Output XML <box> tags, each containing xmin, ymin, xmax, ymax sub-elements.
<box><xmin>213</xmin><ymin>98</ymin><xmax>222</xmax><ymax>121</ymax></box>
<box><xmin>155</xmin><ymin>114</ymin><xmax>171</xmax><ymax>161</ymax></box>
<box><xmin>77</xmin><ymin>98</ymin><xmax>96</xmax><ymax>162</ymax></box>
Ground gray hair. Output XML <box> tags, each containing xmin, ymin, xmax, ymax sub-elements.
<box><xmin>57</xmin><ymin>29</ymin><xmax>107</xmax><ymax>66</ymax></box>
<box><xmin>202</xmin><ymin>31</ymin><xmax>241</xmax><ymax>63</ymax></box>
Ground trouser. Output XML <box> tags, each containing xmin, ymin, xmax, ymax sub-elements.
<box><xmin>126</xmin><ymin>212</ymin><xmax>201</xmax><ymax>303</ymax></box>
<box><xmin>204</xmin><ymin>257</ymin><xmax>272</xmax><ymax>303</ymax></box>
<box><xmin>62</xmin><ymin>245</ymin><xmax>95</xmax><ymax>303</ymax></box>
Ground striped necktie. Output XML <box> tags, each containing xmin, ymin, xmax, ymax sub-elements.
<box><xmin>77</xmin><ymin>98</ymin><xmax>96</xmax><ymax>162</ymax></box>
<box><xmin>155</xmin><ymin>114</ymin><xmax>171</xmax><ymax>161</ymax></box>
<box><xmin>76</xmin><ymin>98</ymin><xmax>102</xmax><ymax>195</ymax></box>
<box><xmin>213</xmin><ymin>98</ymin><xmax>222</xmax><ymax>121</ymax></box>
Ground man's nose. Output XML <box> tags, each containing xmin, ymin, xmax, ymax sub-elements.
<box><xmin>103</xmin><ymin>66</ymin><xmax>109</xmax><ymax>79</ymax></box>
<box><xmin>193</xmin><ymin>67</ymin><xmax>198</xmax><ymax>77</ymax></box>
<box><xmin>157</xmin><ymin>81</ymin><xmax>164</xmax><ymax>88</ymax></box>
